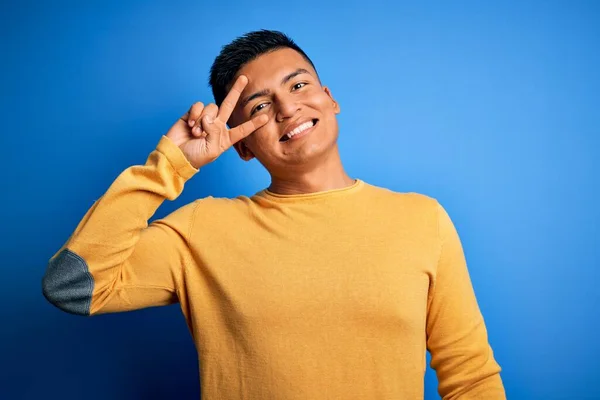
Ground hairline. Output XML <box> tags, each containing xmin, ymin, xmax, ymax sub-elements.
<box><xmin>221</xmin><ymin>46</ymin><xmax>320</xmax><ymax>103</ymax></box>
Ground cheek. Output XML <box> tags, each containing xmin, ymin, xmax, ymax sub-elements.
<box><xmin>249</xmin><ymin>120</ymin><xmax>279</xmax><ymax>152</ymax></box>
<box><xmin>311</xmin><ymin>93</ymin><xmax>336</xmax><ymax>115</ymax></box>
<box><xmin>311</xmin><ymin>96</ymin><xmax>337</xmax><ymax>127</ymax></box>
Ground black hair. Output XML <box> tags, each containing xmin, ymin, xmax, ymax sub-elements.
<box><xmin>209</xmin><ymin>29</ymin><xmax>318</xmax><ymax>107</ymax></box>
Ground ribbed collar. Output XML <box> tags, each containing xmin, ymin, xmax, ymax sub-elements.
<box><xmin>255</xmin><ymin>179</ymin><xmax>364</xmax><ymax>202</ymax></box>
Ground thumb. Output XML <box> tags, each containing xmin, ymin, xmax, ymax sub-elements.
<box><xmin>201</xmin><ymin>114</ymin><xmax>220</xmax><ymax>136</ymax></box>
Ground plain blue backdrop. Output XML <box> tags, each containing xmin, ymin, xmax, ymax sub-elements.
<box><xmin>1</xmin><ymin>0</ymin><xmax>598</xmax><ymax>399</ymax></box>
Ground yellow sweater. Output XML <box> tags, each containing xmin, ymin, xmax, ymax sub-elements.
<box><xmin>42</xmin><ymin>135</ymin><xmax>505</xmax><ymax>399</ymax></box>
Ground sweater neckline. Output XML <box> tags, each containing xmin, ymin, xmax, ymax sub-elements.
<box><xmin>256</xmin><ymin>179</ymin><xmax>364</xmax><ymax>202</ymax></box>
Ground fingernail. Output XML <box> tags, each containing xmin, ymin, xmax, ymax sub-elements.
<box><xmin>188</xmin><ymin>119</ymin><xmax>195</xmax><ymax>127</ymax></box>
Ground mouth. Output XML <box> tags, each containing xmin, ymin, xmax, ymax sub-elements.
<box><xmin>279</xmin><ymin>119</ymin><xmax>319</xmax><ymax>143</ymax></box>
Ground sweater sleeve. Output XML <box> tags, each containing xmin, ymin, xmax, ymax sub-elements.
<box><xmin>42</xmin><ymin>135</ymin><xmax>199</xmax><ymax>316</ymax></box>
<box><xmin>426</xmin><ymin>202</ymin><xmax>506</xmax><ymax>399</ymax></box>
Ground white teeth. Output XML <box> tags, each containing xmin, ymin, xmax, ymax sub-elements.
<box><xmin>286</xmin><ymin>120</ymin><xmax>314</xmax><ymax>139</ymax></box>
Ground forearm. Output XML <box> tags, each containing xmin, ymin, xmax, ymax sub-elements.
<box><xmin>42</xmin><ymin>136</ymin><xmax>198</xmax><ymax>315</ymax></box>
<box><xmin>433</xmin><ymin>339</ymin><xmax>505</xmax><ymax>399</ymax></box>
<box><xmin>449</xmin><ymin>373</ymin><xmax>505</xmax><ymax>399</ymax></box>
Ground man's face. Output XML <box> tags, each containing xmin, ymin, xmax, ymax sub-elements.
<box><xmin>229</xmin><ymin>48</ymin><xmax>341</xmax><ymax>175</ymax></box>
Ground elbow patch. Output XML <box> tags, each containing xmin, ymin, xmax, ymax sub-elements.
<box><xmin>42</xmin><ymin>249</ymin><xmax>94</xmax><ymax>316</ymax></box>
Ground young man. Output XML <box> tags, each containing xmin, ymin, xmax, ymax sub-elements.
<box><xmin>42</xmin><ymin>30</ymin><xmax>505</xmax><ymax>399</ymax></box>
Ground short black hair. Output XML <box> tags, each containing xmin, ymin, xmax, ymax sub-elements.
<box><xmin>209</xmin><ymin>29</ymin><xmax>318</xmax><ymax>107</ymax></box>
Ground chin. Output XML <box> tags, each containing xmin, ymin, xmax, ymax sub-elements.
<box><xmin>285</xmin><ymin>135</ymin><xmax>339</xmax><ymax>166</ymax></box>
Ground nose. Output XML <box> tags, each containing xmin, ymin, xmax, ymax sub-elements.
<box><xmin>275</xmin><ymin>93</ymin><xmax>300</xmax><ymax>123</ymax></box>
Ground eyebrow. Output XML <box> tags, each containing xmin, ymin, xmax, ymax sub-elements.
<box><xmin>241</xmin><ymin>68</ymin><xmax>311</xmax><ymax>108</ymax></box>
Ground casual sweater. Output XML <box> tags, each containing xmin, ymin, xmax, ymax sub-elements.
<box><xmin>42</xmin><ymin>135</ymin><xmax>505</xmax><ymax>399</ymax></box>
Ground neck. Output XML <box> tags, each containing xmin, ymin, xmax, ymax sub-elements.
<box><xmin>267</xmin><ymin>147</ymin><xmax>354</xmax><ymax>195</ymax></box>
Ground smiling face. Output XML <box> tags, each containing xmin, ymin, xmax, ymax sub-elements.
<box><xmin>228</xmin><ymin>48</ymin><xmax>341</xmax><ymax>176</ymax></box>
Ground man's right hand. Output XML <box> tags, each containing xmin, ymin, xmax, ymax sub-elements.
<box><xmin>165</xmin><ymin>75</ymin><xmax>268</xmax><ymax>169</ymax></box>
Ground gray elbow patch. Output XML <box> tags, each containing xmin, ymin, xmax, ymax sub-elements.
<box><xmin>42</xmin><ymin>249</ymin><xmax>94</xmax><ymax>316</ymax></box>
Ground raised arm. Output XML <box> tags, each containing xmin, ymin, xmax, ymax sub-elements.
<box><xmin>42</xmin><ymin>136</ymin><xmax>199</xmax><ymax>315</ymax></box>
<box><xmin>42</xmin><ymin>75</ymin><xmax>268</xmax><ymax>316</ymax></box>
<box><xmin>426</xmin><ymin>202</ymin><xmax>506</xmax><ymax>399</ymax></box>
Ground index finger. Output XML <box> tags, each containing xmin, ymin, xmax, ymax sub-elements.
<box><xmin>228</xmin><ymin>114</ymin><xmax>269</xmax><ymax>144</ymax></box>
<box><xmin>217</xmin><ymin>75</ymin><xmax>248</xmax><ymax>123</ymax></box>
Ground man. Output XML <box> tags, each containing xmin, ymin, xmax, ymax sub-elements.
<box><xmin>42</xmin><ymin>30</ymin><xmax>505</xmax><ymax>399</ymax></box>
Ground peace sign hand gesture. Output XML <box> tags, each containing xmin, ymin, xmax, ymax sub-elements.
<box><xmin>166</xmin><ymin>75</ymin><xmax>267</xmax><ymax>169</ymax></box>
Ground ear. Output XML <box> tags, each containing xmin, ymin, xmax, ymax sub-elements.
<box><xmin>323</xmin><ymin>86</ymin><xmax>340</xmax><ymax>115</ymax></box>
<box><xmin>233</xmin><ymin>140</ymin><xmax>255</xmax><ymax>162</ymax></box>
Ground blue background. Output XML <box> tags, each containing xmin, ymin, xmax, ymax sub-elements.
<box><xmin>2</xmin><ymin>1</ymin><xmax>598</xmax><ymax>399</ymax></box>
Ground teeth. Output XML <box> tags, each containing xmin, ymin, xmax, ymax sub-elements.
<box><xmin>286</xmin><ymin>120</ymin><xmax>314</xmax><ymax>139</ymax></box>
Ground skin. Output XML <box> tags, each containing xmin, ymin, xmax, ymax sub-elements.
<box><xmin>229</xmin><ymin>48</ymin><xmax>354</xmax><ymax>195</ymax></box>
<box><xmin>165</xmin><ymin>76</ymin><xmax>268</xmax><ymax>170</ymax></box>
<box><xmin>166</xmin><ymin>47</ymin><xmax>354</xmax><ymax>195</ymax></box>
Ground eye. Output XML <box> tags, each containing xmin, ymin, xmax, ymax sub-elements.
<box><xmin>292</xmin><ymin>82</ymin><xmax>307</xmax><ymax>91</ymax></box>
<box><xmin>251</xmin><ymin>102</ymin><xmax>269</xmax><ymax>115</ymax></box>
